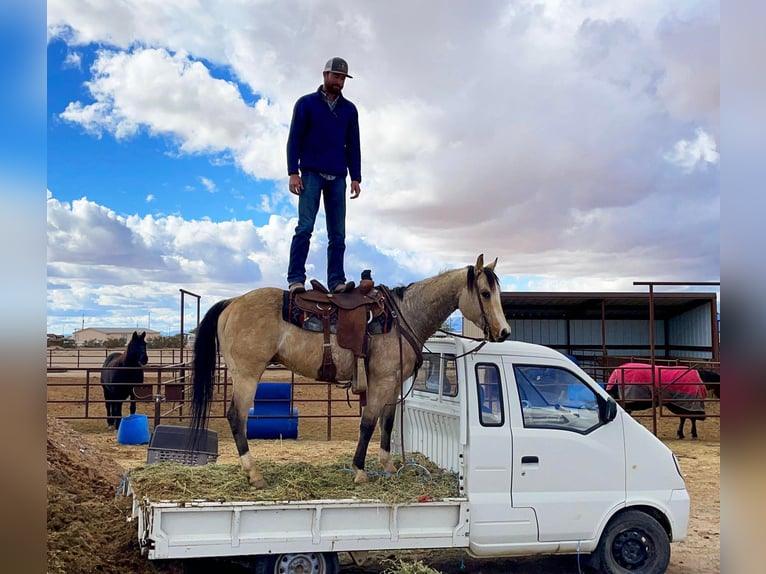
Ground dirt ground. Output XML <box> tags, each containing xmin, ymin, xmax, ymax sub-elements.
<box><xmin>47</xmin><ymin>362</ymin><xmax>719</xmax><ymax>573</ymax></box>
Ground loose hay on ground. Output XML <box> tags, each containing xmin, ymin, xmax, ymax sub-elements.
<box><xmin>128</xmin><ymin>453</ymin><xmax>459</xmax><ymax>504</ymax></box>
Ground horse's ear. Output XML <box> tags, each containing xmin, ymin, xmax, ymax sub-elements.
<box><xmin>486</xmin><ymin>257</ymin><xmax>498</xmax><ymax>272</ymax></box>
<box><xmin>475</xmin><ymin>254</ymin><xmax>485</xmax><ymax>272</ymax></box>
<box><xmin>139</xmin><ymin>331</ymin><xmax>146</xmax><ymax>339</ymax></box>
<box><xmin>132</xmin><ymin>331</ymin><xmax>138</xmax><ymax>338</ymax></box>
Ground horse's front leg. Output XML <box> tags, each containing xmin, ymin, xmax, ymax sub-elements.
<box><xmin>677</xmin><ymin>417</ymin><xmax>685</xmax><ymax>439</ymax></box>
<box><xmin>690</xmin><ymin>418</ymin><xmax>698</xmax><ymax>439</ymax></box>
<box><xmin>352</xmin><ymin>407</ymin><xmax>380</xmax><ymax>484</ymax></box>
<box><xmin>129</xmin><ymin>388</ymin><xmax>137</xmax><ymax>416</ymax></box>
<box><xmin>378</xmin><ymin>402</ymin><xmax>398</xmax><ymax>474</ymax></box>
<box><xmin>227</xmin><ymin>379</ymin><xmax>268</xmax><ymax>488</ymax></box>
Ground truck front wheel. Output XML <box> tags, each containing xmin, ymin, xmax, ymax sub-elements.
<box><xmin>590</xmin><ymin>510</ymin><xmax>671</xmax><ymax>574</ymax></box>
<box><xmin>254</xmin><ymin>552</ymin><xmax>340</xmax><ymax>574</ymax></box>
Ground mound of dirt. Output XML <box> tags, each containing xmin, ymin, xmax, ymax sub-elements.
<box><xmin>46</xmin><ymin>415</ymin><xmax>186</xmax><ymax>574</ymax></box>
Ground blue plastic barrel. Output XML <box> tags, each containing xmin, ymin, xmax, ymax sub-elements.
<box><xmin>117</xmin><ymin>414</ymin><xmax>151</xmax><ymax>445</ymax></box>
<box><xmin>246</xmin><ymin>382</ymin><xmax>299</xmax><ymax>439</ymax></box>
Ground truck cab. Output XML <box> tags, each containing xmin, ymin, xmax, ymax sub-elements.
<box><xmin>394</xmin><ymin>336</ymin><xmax>690</xmax><ymax>572</ymax></box>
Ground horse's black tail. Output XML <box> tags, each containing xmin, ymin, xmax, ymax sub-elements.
<box><xmin>190</xmin><ymin>299</ymin><xmax>231</xmax><ymax>440</ymax></box>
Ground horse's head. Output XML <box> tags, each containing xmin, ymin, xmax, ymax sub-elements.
<box><xmin>128</xmin><ymin>331</ymin><xmax>149</xmax><ymax>366</ymax></box>
<box><xmin>459</xmin><ymin>254</ymin><xmax>511</xmax><ymax>342</ymax></box>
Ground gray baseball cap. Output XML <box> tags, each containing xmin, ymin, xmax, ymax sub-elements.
<box><xmin>323</xmin><ymin>57</ymin><xmax>352</xmax><ymax>78</ymax></box>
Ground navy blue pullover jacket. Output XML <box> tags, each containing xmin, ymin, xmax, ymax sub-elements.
<box><xmin>286</xmin><ymin>86</ymin><xmax>362</xmax><ymax>182</ymax></box>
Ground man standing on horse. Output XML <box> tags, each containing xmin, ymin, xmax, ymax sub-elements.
<box><xmin>286</xmin><ymin>57</ymin><xmax>362</xmax><ymax>295</ymax></box>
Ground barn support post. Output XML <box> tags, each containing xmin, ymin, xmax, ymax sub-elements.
<box><xmin>635</xmin><ymin>280</ymin><xmax>721</xmax><ymax>436</ymax></box>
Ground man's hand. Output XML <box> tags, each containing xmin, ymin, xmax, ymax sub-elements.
<box><xmin>350</xmin><ymin>180</ymin><xmax>361</xmax><ymax>199</ymax></box>
<box><xmin>289</xmin><ymin>174</ymin><xmax>303</xmax><ymax>195</ymax></box>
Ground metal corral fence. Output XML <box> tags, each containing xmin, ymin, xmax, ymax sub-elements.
<box><xmin>46</xmin><ymin>349</ymin><xmax>363</xmax><ymax>440</ymax></box>
<box><xmin>47</xmin><ymin>347</ymin><xmax>194</xmax><ymax>370</ymax></box>
<box><xmin>46</xmin><ymin>350</ymin><xmax>719</xmax><ymax>438</ymax></box>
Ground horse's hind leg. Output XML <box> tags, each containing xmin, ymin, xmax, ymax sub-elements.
<box><xmin>227</xmin><ymin>370</ymin><xmax>268</xmax><ymax>488</ymax></box>
<box><xmin>378</xmin><ymin>403</ymin><xmax>398</xmax><ymax>474</ymax></box>
<box><xmin>114</xmin><ymin>399</ymin><xmax>125</xmax><ymax>430</ymax></box>
<box><xmin>677</xmin><ymin>418</ymin><xmax>685</xmax><ymax>439</ymax></box>
<box><xmin>106</xmin><ymin>400</ymin><xmax>115</xmax><ymax>429</ymax></box>
<box><xmin>690</xmin><ymin>418</ymin><xmax>698</xmax><ymax>439</ymax></box>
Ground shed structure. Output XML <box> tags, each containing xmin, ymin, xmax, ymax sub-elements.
<box><xmin>463</xmin><ymin>291</ymin><xmax>719</xmax><ymax>376</ymax></box>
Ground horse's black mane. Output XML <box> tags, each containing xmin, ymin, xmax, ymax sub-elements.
<box><xmin>386</xmin><ymin>263</ymin><xmax>497</xmax><ymax>300</ymax></box>
<box><xmin>391</xmin><ymin>285</ymin><xmax>408</xmax><ymax>299</ymax></box>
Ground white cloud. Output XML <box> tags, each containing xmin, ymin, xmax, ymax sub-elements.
<box><xmin>146</xmin><ymin>194</ymin><xmax>155</xmax><ymax>202</ymax></box>
<box><xmin>199</xmin><ymin>176</ymin><xmax>216</xmax><ymax>193</ymax></box>
<box><xmin>63</xmin><ymin>50</ymin><xmax>82</xmax><ymax>69</ymax></box>
<box><xmin>664</xmin><ymin>128</ymin><xmax>719</xmax><ymax>171</ymax></box>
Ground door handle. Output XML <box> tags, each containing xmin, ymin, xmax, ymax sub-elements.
<box><xmin>521</xmin><ymin>456</ymin><xmax>539</xmax><ymax>464</ymax></box>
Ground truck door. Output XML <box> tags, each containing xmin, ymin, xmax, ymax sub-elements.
<box><xmin>506</xmin><ymin>361</ymin><xmax>626</xmax><ymax>543</ymax></box>
<box><xmin>464</xmin><ymin>357</ymin><xmax>539</xmax><ymax>553</ymax></box>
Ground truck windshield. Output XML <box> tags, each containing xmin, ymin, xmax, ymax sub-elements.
<box><xmin>513</xmin><ymin>365</ymin><xmax>601</xmax><ymax>433</ymax></box>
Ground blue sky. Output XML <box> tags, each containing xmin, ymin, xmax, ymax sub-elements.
<box><xmin>46</xmin><ymin>0</ymin><xmax>720</xmax><ymax>336</ymax></box>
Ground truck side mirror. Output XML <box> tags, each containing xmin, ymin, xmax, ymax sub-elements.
<box><xmin>602</xmin><ymin>398</ymin><xmax>618</xmax><ymax>423</ymax></box>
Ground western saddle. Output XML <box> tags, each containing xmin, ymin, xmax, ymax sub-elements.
<box><xmin>291</xmin><ymin>272</ymin><xmax>385</xmax><ymax>393</ymax></box>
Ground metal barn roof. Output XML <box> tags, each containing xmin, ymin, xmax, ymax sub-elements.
<box><xmin>500</xmin><ymin>292</ymin><xmax>718</xmax><ymax>321</ymax></box>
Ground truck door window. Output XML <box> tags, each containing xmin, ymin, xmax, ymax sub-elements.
<box><xmin>513</xmin><ymin>366</ymin><xmax>601</xmax><ymax>433</ymax></box>
<box><xmin>413</xmin><ymin>353</ymin><xmax>458</xmax><ymax>397</ymax></box>
<box><xmin>476</xmin><ymin>364</ymin><xmax>504</xmax><ymax>426</ymax></box>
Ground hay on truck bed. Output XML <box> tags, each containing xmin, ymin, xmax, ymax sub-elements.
<box><xmin>127</xmin><ymin>453</ymin><xmax>459</xmax><ymax>504</ymax></box>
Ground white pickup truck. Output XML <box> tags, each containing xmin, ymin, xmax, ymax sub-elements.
<box><xmin>128</xmin><ymin>336</ymin><xmax>689</xmax><ymax>574</ymax></box>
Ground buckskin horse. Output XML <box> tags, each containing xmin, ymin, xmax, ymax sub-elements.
<box><xmin>606</xmin><ymin>363</ymin><xmax>719</xmax><ymax>439</ymax></box>
<box><xmin>191</xmin><ymin>255</ymin><xmax>510</xmax><ymax>487</ymax></box>
<box><xmin>100</xmin><ymin>331</ymin><xmax>148</xmax><ymax>430</ymax></box>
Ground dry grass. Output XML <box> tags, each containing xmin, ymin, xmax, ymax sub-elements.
<box><xmin>128</xmin><ymin>452</ymin><xmax>459</xmax><ymax>504</ymax></box>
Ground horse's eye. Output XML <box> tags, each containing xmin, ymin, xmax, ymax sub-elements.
<box><xmin>481</xmin><ymin>291</ymin><xmax>491</xmax><ymax>299</ymax></box>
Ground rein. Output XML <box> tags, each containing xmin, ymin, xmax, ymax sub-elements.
<box><xmin>379</xmin><ymin>285</ymin><xmax>424</xmax><ymax>376</ymax></box>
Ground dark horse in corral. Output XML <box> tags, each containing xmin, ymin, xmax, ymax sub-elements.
<box><xmin>191</xmin><ymin>255</ymin><xmax>511</xmax><ymax>487</ymax></box>
<box><xmin>101</xmin><ymin>331</ymin><xmax>148</xmax><ymax>430</ymax></box>
<box><xmin>678</xmin><ymin>369</ymin><xmax>720</xmax><ymax>439</ymax></box>
<box><xmin>606</xmin><ymin>363</ymin><xmax>720</xmax><ymax>439</ymax></box>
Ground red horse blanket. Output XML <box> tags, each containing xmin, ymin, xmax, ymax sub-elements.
<box><xmin>607</xmin><ymin>363</ymin><xmax>707</xmax><ymax>413</ymax></box>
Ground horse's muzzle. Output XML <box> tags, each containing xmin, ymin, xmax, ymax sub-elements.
<box><xmin>491</xmin><ymin>328</ymin><xmax>510</xmax><ymax>343</ymax></box>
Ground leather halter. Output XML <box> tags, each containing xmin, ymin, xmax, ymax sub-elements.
<box><xmin>473</xmin><ymin>268</ymin><xmax>494</xmax><ymax>340</ymax></box>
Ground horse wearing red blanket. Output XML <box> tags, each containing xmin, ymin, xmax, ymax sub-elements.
<box><xmin>606</xmin><ymin>363</ymin><xmax>717</xmax><ymax>439</ymax></box>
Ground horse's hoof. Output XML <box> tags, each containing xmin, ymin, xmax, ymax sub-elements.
<box><xmin>249</xmin><ymin>477</ymin><xmax>269</xmax><ymax>489</ymax></box>
<box><xmin>353</xmin><ymin>470</ymin><xmax>369</xmax><ymax>484</ymax></box>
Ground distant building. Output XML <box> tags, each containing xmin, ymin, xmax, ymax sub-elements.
<box><xmin>72</xmin><ymin>327</ymin><xmax>162</xmax><ymax>346</ymax></box>
<box><xmin>46</xmin><ymin>333</ymin><xmax>66</xmax><ymax>347</ymax></box>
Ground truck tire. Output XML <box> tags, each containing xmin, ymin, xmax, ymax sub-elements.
<box><xmin>254</xmin><ymin>552</ymin><xmax>340</xmax><ymax>574</ymax></box>
<box><xmin>590</xmin><ymin>510</ymin><xmax>670</xmax><ymax>574</ymax></box>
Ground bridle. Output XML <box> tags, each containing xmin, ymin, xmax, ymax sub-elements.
<box><xmin>473</xmin><ymin>267</ymin><xmax>494</xmax><ymax>341</ymax></box>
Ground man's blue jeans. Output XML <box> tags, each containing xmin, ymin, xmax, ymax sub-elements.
<box><xmin>287</xmin><ymin>170</ymin><xmax>347</xmax><ymax>290</ymax></box>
